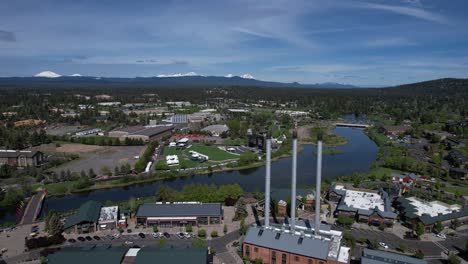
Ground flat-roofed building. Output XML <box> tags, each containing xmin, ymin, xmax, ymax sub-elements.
<box><xmin>47</xmin><ymin>245</ymin><xmax>126</xmax><ymax>264</ymax></box>
<box><xmin>98</xmin><ymin>206</ymin><xmax>119</xmax><ymax>230</ymax></box>
<box><xmin>136</xmin><ymin>202</ymin><xmax>223</xmax><ymax>227</ymax></box>
<box><xmin>201</xmin><ymin>124</ymin><xmax>229</xmax><ymax>137</ymax></box>
<box><xmin>329</xmin><ymin>183</ymin><xmax>396</xmax><ymax>227</ymax></box>
<box><xmin>361</xmin><ymin>248</ymin><xmax>427</xmax><ymax>264</ymax></box>
<box><xmin>243</xmin><ymin>223</ymin><xmax>350</xmax><ymax>264</ymax></box>
<box><xmin>394</xmin><ymin>196</ymin><xmax>468</xmax><ymax>232</ymax></box>
<box><xmin>109</xmin><ymin>125</ymin><xmax>174</xmax><ymax>141</ymax></box>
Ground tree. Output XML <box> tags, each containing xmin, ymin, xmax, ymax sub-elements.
<box><xmin>415</xmin><ymin>223</ymin><xmax>424</xmax><ymax>239</ymax></box>
<box><xmin>192</xmin><ymin>238</ymin><xmax>206</xmax><ymax>247</ymax></box>
<box><xmin>448</xmin><ymin>254</ymin><xmax>461</xmax><ymax>264</ymax></box>
<box><xmin>211</xmin><ymin>230</ymin><xmax>218</xmax><ymax>237</ymax></box>
<box><xmin>223</xmin><ymin>224</ymin><xmax>228</xmax><ymax>234</ymax></box>
<box><xmin>198</xmin><ymin>229</ymin><xmax>206</xmax><ymax>238</ymax></box>
<box><xmin>238</xmin><ymin>151</ymin><xmax>258</xmax><ymax>166</ymax></box>
<box><xmin>337</xmin><ymin>215</ymin><xmax>354</xmax><ymax>228</ymax></box>
<box><xmin>434</xmin><ymin>221</ymin><xmax>443</xmax><ymax>233</ymax></box>
<box><xmin>128</xmin><ymin>197</ymin><xmax>138</xmax><ymax>214</ymax></box>
<box><xmin>114</xmin><ymin>166</ymin><xmax>120</xmax><ymax>176</ymax></box>
<box><xmin>155</xmin><ymin>185</ymin><xmax>179</xmax><ymax>202</ymax></box>
<box><xmin>80</xmin><ymin>170</ymin><xmax>86</xmax><ymax>178</ymax></box>
<box><xmin>185</xmin><ymin>224</ymin><xmax>193</xmax><ymax>233</ymax></box>
<box><xmin>414</xmin><ymin>250</ymin><xmax>424</xmax><ymax>259</ymax></box>
<box><xmin>240</xmin><ymin>219</ymin><xmax>247</xmax><ymax>235</ymax></box>
<box><xmin>45</xmin><ymin>212</ymin><xmax>62</xmax><ymax>235</ymax></box>
<box><xmin>88</xmin><ymin>168</ymin><xmax>96</xmax><ymax>178</ymax></box>
<box><xmin>451</xmin><ymin>219</ymin><xmax>461</xmax><ymax>230</ymax></box>
<box><xmin>100</xmin><ymin>166</ymin><xmax>112</xmax><ymax>176</ymax></box>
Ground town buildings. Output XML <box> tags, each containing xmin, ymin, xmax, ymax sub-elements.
<box><xmin>328</xmin><ymin>183</ymin><xmax>397</xmax><ymax>227</ymax></box>
<box><xmin>380</xmin><ymin>125</ymin><xmax>412</xmax><ymax>135</ymax></box>
<box><xmin>108</xmin><ymin>125</ymin><xmax>174</xmax><ymax>141</ymax></box>
<box><xmin>361</xmin><ymin>248</ymin><xmax>427</xmax><ymax>264</ymax></box>
<box><xmin>394</xmin><ymin>196</ymin><xmax>468</xmax><ymax>232</ymax></box>
<box><xmin>0</xmin><ymin>150</ymin><xmax>44</xmax><ymax>168</ymax></box>
<box><xmin>136</xmin><ymin>202</ymin><xmax>223</xmax><ymax>227</ymax></box>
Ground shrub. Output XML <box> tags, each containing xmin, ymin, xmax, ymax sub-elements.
<box><xmin>198</xmin><ymin>229</ymin><xmax>206</xmax><ymax>238</ymax></box>
<box><xmin>211</xmin><ymin>230</ymin><xmax>218</xmax><ymax>237</ymax></box>
<box><xmin>185</xmin><ymin>224</ymin><xmax>193</xmax><ymax>233</ymax></box>
<box><xmin>25</xmin><ymin>234</ymin><xmax>65</xmax><ymax>250</ymax></box>
<box><xmin>223</xmin><ymin>224</ymin><xmax>228</xmax><ymax>234</ymax></box>
<box><xmin>152</xmin><ymin>225</ymin><xmax>158</xmax><ymax>232</ymax></box>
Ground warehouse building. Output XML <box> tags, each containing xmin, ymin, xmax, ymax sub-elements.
<box><xmin>136</xmin><ymin>202</ymin><xmax>223</xmax><ymax>227</ymax></box>
<box><xmin>109</xmin><ymin>125</ymin><xmax>174</xmax><ymax>141</ymax></box>
<box><xmin>361</xmin><ymin>248</ymin><xmax>427</xmax><ymax>264</ymax></box>
<box><xmin>201</xmin><ymin>124</ymin><xmax>229</xmax><ymax>137</ymax></box>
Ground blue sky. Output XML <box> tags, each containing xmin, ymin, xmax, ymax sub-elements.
<box><xmin>1</xmin><ymin>0</ymin><xmax>467</xmax><ymax>86</ymax></box>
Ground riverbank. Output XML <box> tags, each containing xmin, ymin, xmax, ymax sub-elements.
<box><xmin>299</xmin><ymin>125</ymin><xmax>348</xmax><ymax>146</ymax></box>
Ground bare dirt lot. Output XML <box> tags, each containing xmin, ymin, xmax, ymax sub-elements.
<box><xmin>52</xmin><ymin>144</ymin><xmax>145</xmax><ymax>174</ymax></box>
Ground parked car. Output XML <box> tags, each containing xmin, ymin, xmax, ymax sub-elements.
<box><xmin>113</xmin><ymin>233</ymin><xmax>121</xmax><ymax>239</ymax></box>
<box><xmin>436</xmin><ymin>233</ymin><xmax>447</xmax><ymax>239</ymax></box>
<box><xmin>151</xmin><ymin>232</ymin><xmax>160</xmax><ymax>238</ymax></box>
<box><xmin>77</xmin><ymin>237</ymin><xmax>85</xmax><ymax>242</ymax></box>
<box><xmin>138</xmin><ymin>233</ymin><xmax>146</xmax><ymax>239</ymax></box>
<box><xmin>177</xmin><ymin>232</ymin><xmax>185</xmax><ymax>239</ymax></box>
<box><xmin>67</xmin><ymin>239</ymin><xmax>76</xmax><ymax>243</ymax></box>
<box><xmin>124</xmin><ymin>240</ymin><xmax>134</xmax><ymax>245</ymax></box>
<box><xmin>163</xmin><ymin>232</ymin><xmax>170</xmax><ymax>238</ymax></box>
<box><xmin>93</xmin><ymin>235</ymin><xmax>101</xmax><ymax>240</ymax></box>
<box><xmin>379</xmin><ymin>242</ymin><xmax>389</xmax><ymax>249</ymax></box>
<box><xmin>184</xmin><ymin>232</ymin><xmax>191</xmax><ymax>239</ymax></box>
<box><xmin>85</xmin><ymin>236</ymin><xmax>93</xmax><ymax>241</ymax></box>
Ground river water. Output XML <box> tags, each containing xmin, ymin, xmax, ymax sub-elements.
<box><xmin>0</xmin><ymin>127</ymin><xmax>377</xmax><ymax>224</ymax></box>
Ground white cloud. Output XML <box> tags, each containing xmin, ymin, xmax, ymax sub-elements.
<box><xmin>363</xmin><ymin>37</ymin><xmax>419</xmax><ymax>47</ymax></box>
<box><xmin>351</xmin><ymin>2</ymin><xmax>447</xmax><ymax>24</ymax></box>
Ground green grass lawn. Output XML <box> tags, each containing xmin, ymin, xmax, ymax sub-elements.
<box><xmin>184</xmin><ymin>145</ymin><xmax>238</xmax><ymax>161</ymax></box>
<box><xmin>163</xmin><ymin>146</ymin><xmax>181</xmax><ymax>155</ymax></box>
<box><xmin>441</xmin><ymin>185</ymin><xmax>468</xmax><ymax>196</ymax></box>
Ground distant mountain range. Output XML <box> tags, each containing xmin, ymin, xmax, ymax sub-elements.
<box><xmin>0</xmin><ymin>71</ymin><xmax>358</xmax><ymax>89</ymax></box>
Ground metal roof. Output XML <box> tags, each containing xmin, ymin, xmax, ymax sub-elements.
<box><xmin>47</xmin><ymin>245</ymin><xmax>125</xmax><ymax>264</ymax></box>
<box><xmin>136</xmin><ymin>203</ymin><xmax>222</xmax><ymax>218</ymax></box>
<box><xmin>362</xmin><ymin>249</ymin><xmax>427</xmax><ymax>264</ymax></box>
<box><xmin>135</xmin><ymin>246</ymin><xmax>207</xmax><ymax>264</ymax></box>
<box><xmin>243</xmin><ymin>225</ymin><xmax>330</xmax><ymax>260</ymax></box>
<box><xmin>0</xmin><ymin>150</ymin><xmax>41</xmax><ymax>158</ymax></box>
<box><xmin>64</xmin><ymin>201</ymin><xmax>102</xmax><ymax>230</ymax></box>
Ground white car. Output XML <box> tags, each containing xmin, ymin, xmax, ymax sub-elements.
<box><xmin>113</xmin><ymin>233</ymin><xmax>121</xmax><ymax>239</ymax></box>
<box><xmin>151</xmin><ymin>232</ymin><xmax>162</xmax><ymax>238</ymax></box>
<box><xmin>124</xmin><ymin>240</ymin><xmax>133</xmax><ymax>245</ymax></box>
<box><xmin>436</xmin><ymin>233</ymin><xmax>446</xmax><ymax>239</ymax></box>
<box><xmin>379</xmin><ymin>242</ymin><xmax>389</xmax><ymax>249</ymax></box>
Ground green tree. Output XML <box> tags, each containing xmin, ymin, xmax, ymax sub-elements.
<box><xmin>128</xmin><ymin>197</ymin><xmax>138</xmax><ymax>214</ymax></box>
<box><xmin>198</xmin><ymin>229</ymin><xmax>206</xmax><ymax>238</ymax></box>
<box><xmin>434</xmin><ymin>221</ymin><xmax>443</xmax><ymax>233</ymax></box>
<box><xmin>100</xmin><ymin>166</ymin><xmax>112</xmax><ymax>176</ymax></box>
<box><xmin>451</xmin><ymin>219</ymin><xmax>461</xmax><ymax>230</ymax></box>
<box><xmin>192</xmin><ymin>238</ymin><xmax>206</xmax><ymax>247</ymax></box>
<box><xmin>337</xmin><ymin>215</ymin><xmax>354</xmax><ymax>228</ymax></box>
<box><xmin>185</xmin><ymin>224</ymin><xmax>193</xmax><ymax>233</ymax></box>
<box><xmin>448</xmin><ymin>254</ymin><xmax>461</xmax><ymax>264</ymax></box>
<box><xmin>211</xmin><ymin>230</ymin><xmax>218</xmax><ymax>237</ymax></box>
<box><xmin>223</xmin><ymin>224</ymin><xmax>228</xmax><ymax>234</ymax></box>
<box><xmin>240</xmin><ymin>218</ymin><xmax>247</xmax><ymax>235</ymax></box>
<box><xmin>415</xmin><ymin>223</ymin><xmax>424</xmax><ymax>239</ymax></box>
<box><xmin>414</xmin><ymin>250</ymin><xmax>424</xmax><ymax>259</ymax></box>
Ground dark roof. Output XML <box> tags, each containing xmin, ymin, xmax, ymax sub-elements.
<box><xmin>136</xmin><ymin>203</ymin><xmax>222</xmax><ymax>218</ymax></box>
<box><xmin>243</xmin><ymin>225</ymin><xmax>330</xmax><ymax>260</ymax></box>
<box><xmin>362</xmin><ymin>249</ymin><xmax>427</xmax><ymax>264</ymax></box>
<box><xmin>135</xmin><ymin>246</ymin><xmax>207</xmax><ymax>264</ymax></box>
<box><xmin>64</xmin><ymin>201</ymin><xmax>102</xmax><ymax>229</ymax></box>
<box><xmin>0</xmin><ymin>150</ymin><xmax>41</xmax><ymax>158</ymax></box>
<box><xmin>47</xmin><ymin>245</ymin><xmax>125</xmax><ymax>264</ymax></box>
<box><xmin>112</xmin><ymin>125</ymin><xmax>174</xmax><ymax>137</ymax></box>
<box><xmin>395</xmin><ymin>197</ymin><xmax>468</xmax><ymax>225</ymax></box>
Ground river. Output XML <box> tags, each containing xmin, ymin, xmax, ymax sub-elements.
<box><xmin>0</xmin><ymin>127</ymin><xmax>378</xmax><ymax>224</ymax></box>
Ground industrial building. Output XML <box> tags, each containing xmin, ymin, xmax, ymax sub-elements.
<box><xmin>243</xmin><ymin>128</ymin><xmax>350</xmax><ymax>264</ymax></box>
<box><xmin>136</xmin><ymin>202</ymin><xmax>223</xmax><ymax>227</ymax></box>
<box><xmin>328</xmin><ymin>183</ymin><xmax>397</xmax><ymax>227</ymax></box>
<box><xmin>109</xmin><ymin>125</ymin><xmax>174</xmax><ymax>141</ymax></box>
<box><xmin>361</xmin><ymin>248</ymin><xmax>427</xmax><ymax>264</ymax></box>
<box><xmin>394</xmin><ymin>196</ymin><xmax>468</xmax><ymax>232</ymax></box>
<box><xmin>0</xmin><ymin>150</ymin><xmax>44</xmax><ymax>168</ymax></box>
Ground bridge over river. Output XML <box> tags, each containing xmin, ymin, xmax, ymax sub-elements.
<box><xmin>19</xmin><ymin>190</ymin><xmax>47</xmax><ymax>225</ymax></box>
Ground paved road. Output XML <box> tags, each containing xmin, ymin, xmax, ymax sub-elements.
<box><xmin>346</xmin><ymin>228</ymin><xmax>442</xmax><ymax>258</ymax></box>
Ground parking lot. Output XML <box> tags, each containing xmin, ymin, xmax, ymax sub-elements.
<box><xmin>52</xmin><ymin>144</ymin><xmax>145</xmax><ymax>174</ymax></box>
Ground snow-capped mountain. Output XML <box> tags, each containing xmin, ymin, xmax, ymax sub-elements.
<box><xmin>157</xmin><ymin>72</ymin><xmax>199</xmax><ymax>78</ymax></box>
<box><xmin>225</xmin><ymin>74</ymin><xmax>234</xmax><ymax>78</ymax></box>
<box><xmin>70</xmin><ymin>73</ymin><xmax>82</xmax><ymax>77</ymax></box>
<box><xmin>240</xmin><ymin>74</ymin><xmax>254</xmax><ymax>79</ymax></box>
<box><xmin>34</xmin><ymin>71</ymin><xmax>61</xmax><ymax>78</ymax></box>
